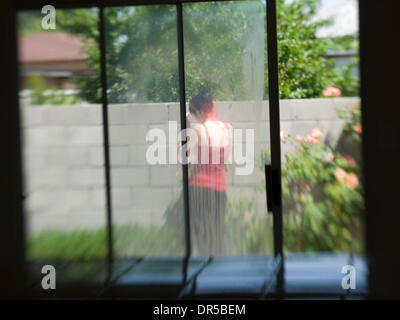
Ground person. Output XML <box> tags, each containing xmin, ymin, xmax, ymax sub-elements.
<box><xmin>184</xmin><ymin>90</ymin><xmax>232</xmax><ymax>256</ymax></box>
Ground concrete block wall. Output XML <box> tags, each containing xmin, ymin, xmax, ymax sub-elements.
<box><xmin>20</xmin><ymin>97</ymin><xmax>359</xmax><ymax>234</ymax></box>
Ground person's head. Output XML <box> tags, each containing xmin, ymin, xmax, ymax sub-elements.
<box><xmin>189</xmin><ymin>89</ymin><xmax>216</xmax><ymax>122</ymax></box>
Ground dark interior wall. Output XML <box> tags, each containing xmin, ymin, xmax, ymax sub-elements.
<box><xmin>0</xmin><ymin>1</ymin><xmax>26</xmax><ymax>299</ymax></box>
<box><xmin>359</xmin><ymin>0</ymin><xmax>400</xmax><ymax>299</ymax></box>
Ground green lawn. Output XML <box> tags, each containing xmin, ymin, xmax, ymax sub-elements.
<box><xmin>26</xmin><ymin>225</ymin><xmax>185</xmax><ymax>261</ymax></box>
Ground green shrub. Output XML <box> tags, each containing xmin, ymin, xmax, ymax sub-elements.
<box><xmin>26</xmin><ymin>73</ymin><xmax>81</xmax><ymax>105</ymax></box>
<box><xmin>26</xmin><ymin>73</ymin><xmax>47</xmax><ymax>105</ymax></box>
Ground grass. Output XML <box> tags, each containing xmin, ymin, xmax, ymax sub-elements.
<box><xmin>26</xmin><ymin>225</ymin><xmax>185</xmax><ymax>261</ymax></box>
<box><xmin>27</xmin><ymin>228</ymin><xmax>108</xmax><ymax>261</ymax></box>
<box><xmin>27</xmin><ymin>216</ymin><xmax>274</xmax><ymax>261</ymax></box>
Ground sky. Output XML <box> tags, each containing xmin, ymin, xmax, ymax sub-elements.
<box><xmin>320</xmin><ymin>0</ymin><xmax>348</xmax><ymax>10</ymax></box>
<box><xmin>314</xmin><ymin>0</ymin><xmax>358</xmax><ymax>37</ymax></box>
<box><xmin>284</xmin><ymin>0</ymin><xmax>358</xmax><ymax>37</ymax></box>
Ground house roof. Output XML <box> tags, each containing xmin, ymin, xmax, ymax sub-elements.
<box><xmin>19</xmin><ymin>32</ymin><xmax>88</xmax><ymax>63</ymax></box>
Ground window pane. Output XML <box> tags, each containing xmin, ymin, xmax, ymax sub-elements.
<box><xmin>278</xmin><ymin>0</ymin><xmax>364</xmax><ymax>254</ymax></box>
<box><xmin>183</xmin><ymin>1</ymin><xmax>273</xmax><ymax>256</ymax></box>
<box><xmin>18</xmin><ymin>8</ymin><xmax>107</xmax><ymax>284</ymax></box>
<box><xmin>105</xmin><ymin>5</ymin><xmax>185</xmax><ymax>257</ymax></box>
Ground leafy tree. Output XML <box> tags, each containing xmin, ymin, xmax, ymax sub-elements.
<box><xmin>21</xmin><ymin>1</ymin><xmax>359</xmax><ymax>103</ymax></box>
<box><xmin>17</xmin><ymin>11</ymin><xmax>53</xmax><ymax>36</ymax></box>
<box><xmin>182</xmin><ymin>2</ymin><xmax>265</xmax><ymax>101</ymax></box>
<box><xmin>56</xmin><ymin>9</ymin><xmax>102</xmax><ymax>103</ymax></box>
<box><xmin>277</xmin><ymin>0</ymin><xmax>336</xmax><ymax>99</ymax></box>
<box><xmin>56</xmin><ymin>3</ymin><xmax>266</xmax><ymax>103</ymax></box>
<box><xmin>326</xmin><ymin>35</ymin><xmax>360</xmax><ymax>97</ymax></box>
<box><xmin>335</xmin><ymin>60</ymin><xmax>359</xmax><ymax>97</ymax></box>
<box><xmin>108</xmin><ymin>6</ymin><xmax>179</xmax><ymax>103</ymax></box>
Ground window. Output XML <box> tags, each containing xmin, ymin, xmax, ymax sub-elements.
<box><xmin>14</xmin><ymin>0</ymin><xmax>366</xmax><ymax>299</ymax></box>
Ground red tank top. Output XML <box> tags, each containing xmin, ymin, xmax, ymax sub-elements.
<box><xmin>189</xmin><ymin>122</ymin><xmax>231</xmax><ymax>191</ymax></box>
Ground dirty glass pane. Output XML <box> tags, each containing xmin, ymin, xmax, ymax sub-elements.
<box><xmin>182</xmin><ymin>1</ymin><xmax>273</xmax><ymax>256</ymax></box>
<box><xmin>277</xmin><ymin>0</ymin><xmax>363</xmax><ymax>254</ymax></box>
<box><xmin>105</xmin><ymin>5</ymin><xmax>185</xmax><ymax>257</ymax></box>
<box><xmin>18</xmin><ymin>8</ymin><xmax>107</xmax><ymax>286</ymax></box>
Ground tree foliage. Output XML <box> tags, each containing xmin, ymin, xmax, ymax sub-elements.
<box><xmin>276</xmin><ymin>0</ymin><xmax>335</xmax><ymax>98</ymax></box>
<box><xmin>23</xmin><ymin>0</ymin><xmax>359</xmax><ymax>103</ymax></box>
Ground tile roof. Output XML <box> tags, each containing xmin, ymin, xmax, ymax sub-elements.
<box><xmin>19</xmin><ymin>32</ymin><xmax>89</xmax><ymax>63</ymax></box>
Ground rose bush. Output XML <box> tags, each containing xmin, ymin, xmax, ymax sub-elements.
<box><xmin>281</xmin><ymin>132</ymin><xmax>363</xmax><ymax>253</ymax></box>
<box><xmin>280</xmin><ymin>103</ymin><xmax>363</xmax><ymax>253</ymax></box>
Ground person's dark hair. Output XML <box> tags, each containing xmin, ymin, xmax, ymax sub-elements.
<box><xmin>189</xmin><ymin>90</ymin><xmax>214</xmax><ymax>115</ymax></box>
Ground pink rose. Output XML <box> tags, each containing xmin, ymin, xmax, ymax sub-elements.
<box><xmin>322</xmin><ymin>86</ymin><xmax>342</xmax><ymax>97</ymax></box>
<box><xmin>280</xmin><ymin>131</ymin><xmax>288</xmax><ymax>142</ymax></box>
<box><xmin>305</xmin><ymin>184</ymin><xmax>311</xmax><ymax>192</ymax></box>
<box><xmin>296</xmin><ymin>135</ymin><xmax>303</xmax><ymax>142</ymax></box>
<box><xmin>305</xmin><ymin>136</ymin><xmax>314</xmax><ymax>146</ymax></box>
<box><xmin>334</xmin><ymin>168</ymin><xmax>347</xmax><ymax>182</ymax></box>
<box><xmin>311</xmin><ymin>128</ymin><xmax>322</xmax><ymax>140</ymax></box>
<box><xmin>346</xmin><ymin>173</ymin><xmax>359</xmax><ymax>189</ymax></box>
<box><xmin>325</xmin><ymin>152</ymin><xmax>334</xmax><ymax>163</ymax></box>
<box><xmin>355</xmin><ymin>123</ymin><xmax>362</xmax><ymax>134</ymax></box>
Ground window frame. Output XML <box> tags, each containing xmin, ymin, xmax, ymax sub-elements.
<box><xmin>14</xmin><ymin>0</ymin><xmax>284</xmax><ymax>297</ymax></box>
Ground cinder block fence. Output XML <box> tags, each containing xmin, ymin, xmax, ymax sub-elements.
<box><xmin>20</xmin><ymin>97</ymin><xmax>359</xmax><ymax>234</ymax></box>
